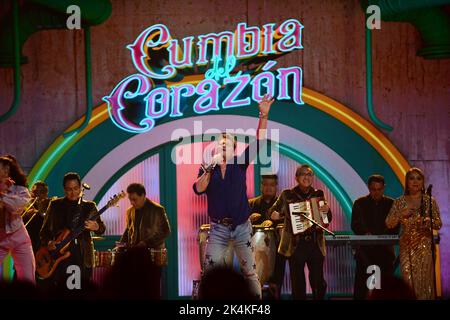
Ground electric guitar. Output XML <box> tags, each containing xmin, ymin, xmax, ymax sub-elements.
<box><xmin>35</xmin><ymin>191</ymin><xmax>125</xmax><ymax>279</ymax></box>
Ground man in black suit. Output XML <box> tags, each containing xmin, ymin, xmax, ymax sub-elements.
<box><xmin>40</xmin><ymin>172</ymin><xmax>106</xmax><ymax>288</ymax></box>
<box><xmin>351</xmin><ymin>174</ymin><xmax>399</xmax><ymax>299</ymax></box>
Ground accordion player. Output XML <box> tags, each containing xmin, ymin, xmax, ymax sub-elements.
<box><xmin>289</xmin><ymin>197</ymin><xmax>330</xmax><ymax>235</ymax></box>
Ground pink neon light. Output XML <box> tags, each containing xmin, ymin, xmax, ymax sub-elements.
<box><xmin>104</xmin><ymin>74</ymin><xmax>155</xmax><ymax>132</ymax></box>
<box><xmin>127</xmin><ymin>24</ymin><xmax>175</xmax><ymax>79</ymax></box>
<box><xmin>193</xmin><ymin>79</ymin><xmax>220</xmax><ymax>113</ymax></box>
<box><xmin>276</xmin><ymin>19</ymin><xmax>303</xmax><ymax>52</ymax></box>
<box><xmin>236</xmin><ymin>23</ymin><xmax>260</xmax><ymax>58</ymax></box>
<box><xmin>168</xmin><ymin>36</ymin><xmax>194</xmax><ymax>68</ymax></box>
<box><xmin>146</xmin><ymin>88</ymin><xmax>170</xmax><ymax>118</ymax></box>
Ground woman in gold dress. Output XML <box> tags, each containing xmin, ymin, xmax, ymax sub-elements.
<box><xmin>385</xmin><ymin>168</ymin><xmax>442</xmax><ymax>299</ymax></box>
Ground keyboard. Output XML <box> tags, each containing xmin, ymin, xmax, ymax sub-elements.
<box><xmin>325</xmin><ymin>234</ymin><xmax>399</xmax><ymax>246</ymax></box>
<box><xmin>325</xmin><ymin>234</ymin><xmax>439</xmax><ymax>246</ymax></box>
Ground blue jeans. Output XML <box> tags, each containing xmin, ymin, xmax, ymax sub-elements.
<box><xmin>203</xmin><ymin>220</ymin><xmax>261</xmax><ymax>298</ymax></box>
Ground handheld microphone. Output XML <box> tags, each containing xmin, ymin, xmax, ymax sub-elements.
<box><xmin>211</xmin><ymin>153</ymin><xmax>222</xmax><ymax>166</ymax></box>
<box><xmin>426</xmin><ymin>184</ymin><xmax>432</xmax><ymax>195</ymax></box>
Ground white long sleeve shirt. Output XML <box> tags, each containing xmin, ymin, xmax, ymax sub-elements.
<box><xmin>0</xmin><ymin>185</ymin><xmax>31</xmax><ymax>234</ymax></box>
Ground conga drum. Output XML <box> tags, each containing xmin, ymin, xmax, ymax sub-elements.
<box><xmin>252</xmin><ymin>225</ymin><xmax>277</xmax><ymax>286</ymax></box>
<box><xmin>111</xmin><ymin>242</ymin><xmax>127</xmax><ymax>266</ymax></box>
<box><xmin>149</xmin><ymin>248</ymin><xmax>168</xmax><ymax>267</ymax></box>
<box><xmin>93</xmin><ymin>250</ymin><xmax>113</xmax><ymax>268</ymax></box>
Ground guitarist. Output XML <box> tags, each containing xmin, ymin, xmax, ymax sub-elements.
<box><xmin>39</xmin><ymin>172</ymin><xmax>106</xmax><ymax>287</ymax></box>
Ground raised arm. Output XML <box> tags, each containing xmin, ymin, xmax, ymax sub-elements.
<box><xmin>256</xmin><ymin>94</ymin><xmax>274</xmax><ymax>140</ymax></box>
<box><xmin>238</xmin><ymin>94</ymin><xmax>274</xmax><ymax>166</ymax></box>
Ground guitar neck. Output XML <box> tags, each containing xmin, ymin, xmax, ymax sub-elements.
<box><xmin>88</xmin><ymin>205</ymin><xmax>108</xmax><ymax>222</ymax></box>
<box><xmin>55</xmin><ymin>205</ymin><xmax>109</xmax><ymax>251</ymax></box>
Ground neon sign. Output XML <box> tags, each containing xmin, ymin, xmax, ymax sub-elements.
<box><xmin>103</xmin><ymin>19</ymin><xmax>305</xmax><ymax>133</ymax></box>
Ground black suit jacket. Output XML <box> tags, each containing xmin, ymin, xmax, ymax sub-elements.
<box><xmin>119</xmin><ymin>199</ymin><xmax>171</xmax><ymax>249</ymax></box>
<box><xmin>40</xmin><ymin>197</ymin><xmax>106</xmax><ymax>268</ymax></box>
<box><xmin>351</xmin><ymin>195</ymin><xmax>399</xmax><ymax>261</ymax></box>
<box><xmin>351</xmin><ymin>195</ymin><xmax>397</xmax><ymax>235</ymax></box>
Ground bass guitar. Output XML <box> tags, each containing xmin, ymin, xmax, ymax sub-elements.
<box><xmin>35</xmin><ymin>191</ymin><xmax>125</xmax><ymax>279</ymax></box>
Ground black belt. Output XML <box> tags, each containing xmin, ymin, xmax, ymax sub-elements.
<box><xmin>211</xmin><ymin>217</ymin><xmax>234</xmax><ymax>226</ymax></box>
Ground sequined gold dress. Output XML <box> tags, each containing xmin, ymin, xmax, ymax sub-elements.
<box><xmin>385</xmin><ymin>194</ymin><xmax>442</xmax><ymax>299</ymax></box>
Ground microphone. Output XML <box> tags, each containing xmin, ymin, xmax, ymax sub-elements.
<box><xmin>204</xmin><ymin>154</ymin><xmax>222</xmax><ymax>172</ymax></box>
<box><xmin>426</xmin><ymin>184</ymin><xmax>432</xmax><ymax>195</ymax></box>
<box><xmin>211</xmin><ymin>153</ymin><xmax>222</xmax><ymax>166</ymax></box>
<box><xmin>82</xmin><ymin>183</ymin><xmax>91</xmax><ymax>190</ymax></box>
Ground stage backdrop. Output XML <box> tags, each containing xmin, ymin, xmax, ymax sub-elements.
<box><xmin>1</xmin><ymin>0</ymin><xmax>448</xmax><ymax>298</ymax></box>
<box><xmin>25</xmin><ymin>87</ymin><xmax>415</xmax><ymax>298</ymax></box>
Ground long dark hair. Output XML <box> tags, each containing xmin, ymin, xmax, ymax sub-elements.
<box><xmin>0</xmin><ymin>156</ymin><xmax>28</xmax><ymax>187</ymax></box>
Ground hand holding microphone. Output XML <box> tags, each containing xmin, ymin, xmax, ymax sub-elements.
<box><xmin>202</xmin><ymin>153</ymin><xmax>222</xmax><ymax>174</ymax></box>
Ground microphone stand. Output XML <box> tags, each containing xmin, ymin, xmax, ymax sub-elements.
<box><xmin>78</xmin><ymin>186</ymin><xmax>86</xmax><ymax>206</ymax></box>
<box><xmin>298</xmin><ymin>212</ymin><xmax>336</xmax><ymax>237</ymax></box>
<box><xmin>426</xmin><ymin>185</ymin><xmax>438</xmax><ymax>299</ymax></box>
<box><xmin>73</xmin><ymin>186</ymin><xmax>86</xmax><ymax>247</ymax></box>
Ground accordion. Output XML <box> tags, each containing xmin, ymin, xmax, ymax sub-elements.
<box><xmin>289</xmin><ymin>197</ymin><xmax>328</xmax><ymax>235</ymax></box>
